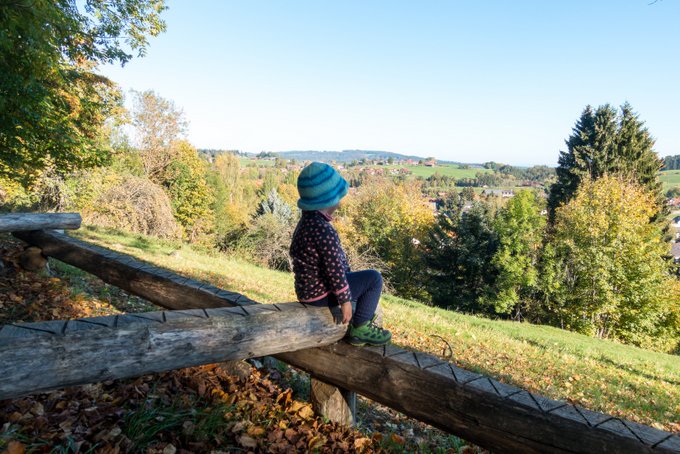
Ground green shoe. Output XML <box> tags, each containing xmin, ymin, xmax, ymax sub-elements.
<box><xmin>346</xmin><ymin>319</ymin><xmax>392</xmax><ymax>346</ymax></box>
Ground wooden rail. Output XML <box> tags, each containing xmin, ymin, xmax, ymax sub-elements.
<box><xmin>0</xmin><ymin>303</ymin><xmax>345</xmax><ymax>400</ymax></box>
<box><xmin>0</xmin><ymin>213</ymin><xmax>81</xmax><ymax>232</ymax></box>
<box><xmin>13</xmin><ymin>230</ymin><xmax>680</xmax><ymax>453</ymax></box>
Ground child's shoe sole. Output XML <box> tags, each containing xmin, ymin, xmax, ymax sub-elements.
<box><xmin>346</xmin><ymin>335</ymin><xmax>391</xmax><ymax>347</ymax></box>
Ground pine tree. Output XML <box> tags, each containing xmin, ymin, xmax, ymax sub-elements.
<box><xmin>548</xmin><ymin>103</ymin><xmax>663</xmax><ymax>218</ymax></box>
<box><xmin>425</xmin><ymin>204</ymin><xmax>499</xmax><ymax>312</ymax></box>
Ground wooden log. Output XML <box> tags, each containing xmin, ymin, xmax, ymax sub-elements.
<box><xmin>0</xmin><ymin>213</ymin><xmax>81</xmax><ymax>232</ymax></box>
<box><xmin>13</xmin><ymin>230</ymin><xmax>257</xmax><ymax>309</ymax></box>
<box><xmin>0</xmin><ymin>303</ymin><xmax>346</xmax><ymax>400</ymax></box>
<box><xmin>310</xmin><ymin>377</ymin><xmax>356</xmax><ymax>426</ymax></box>
<box><xmin>16</xmin><ymin>231</ymin><xmax>680</xmax><ymax>453</ymax></box>
<box><xmin>278</xmin><ymin>344</ymin><xmax>680</xmax><ymax>454</ymax></box>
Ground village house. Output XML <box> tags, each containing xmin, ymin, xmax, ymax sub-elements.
<box><xmin>482</xmin><ymin>189</ymin><xmax>515</xmax><ymax>198</ymax></box>
<box><xmin>671</xmin><ymin>242</ymin><xmax>680</xmax><ymax>264</ymax></box>
<box><xmin>671</xmin><ymin>216</ymin><xmax>680</xmax><ymax>229</ymax></box>
<box><xmin>667</xmin><ymin>198</ymin><xmax>680</xmax><ymax>210</ymax></box>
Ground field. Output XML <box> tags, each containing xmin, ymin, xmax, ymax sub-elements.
<box><xmin>661</xmin><ymin>170</ymin><xmax>680</xmax><ymax>192</ymax></box>
<box><xmin>68</xmin><ymin>226</ymin><xmax>680</xmax><ymax>433</ymax></box>
<box><xmin>372</xmin><ymin>164</ymin><xmax>491</xmax><ymax>179</ymax></box>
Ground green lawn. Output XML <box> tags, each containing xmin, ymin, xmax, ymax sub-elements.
<box><xmin>660</xmin><ymin>170</ymin><xmax>680</xmax><ymax>192</ymax></box>
<box><xmin>362</xmin><ymin>164</ymin><xmax>491</xmax><ymax>179</ymax></box>
<box><xmin>71</xmin><ymin>226</ymin><xmax>680</xmax><ymax>433</ymax></box>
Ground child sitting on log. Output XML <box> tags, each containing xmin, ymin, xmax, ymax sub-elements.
<box><xmin>289</xmin><ymin>162</ymin><xmax>392</xmax><ymax>346</ymax></box>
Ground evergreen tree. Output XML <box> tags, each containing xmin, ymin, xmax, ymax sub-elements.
<box><xmin>548</xmin><ymin>103</ymin><xmax>663</xmax><ymax>217</ymax></box>
<box><xmin>256</xmin><ymin>189</ymin><xmax>294</xmax><ymax>223</ymax></box>
<box><xmin>425</xmin><ymin>204</ymin><xmax>499</xmax><ymax>312</ymax></box>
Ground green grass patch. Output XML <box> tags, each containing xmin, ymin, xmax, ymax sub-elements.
<box><xmin>70</xmin><ymin>226</ymin><xmax>680</xmax><ymax>432</ymax></box>
<box><xmin>362</xmin><ymin>164</ymin><xmax>491</xmax><ymax>179</ymax></box>
<box><xmin>660</xmin><ymin>170</ymin><xmax>680</xmax><ymax>192</ymax></box>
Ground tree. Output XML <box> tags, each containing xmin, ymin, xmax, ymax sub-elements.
<box><xmin>460</xmin><ymin>187</ymin><xmax>475</xmax><ymax>201</ymax></box>
<box><xmin>161</xmin><ymin>141</ymin><xmax>214</xmax><ymax>241</ymax></box>
<box><xmin>543</xmin><ymin>176</ymin><xmax>678</xmax><ymax>349</ymax></box>
<box><xmin>131</xmin><ymin>90</ymin><xmax>188</xmax><ymax>182</ymax></box>
<box><xmin>662</xmin><ymin>155</ymin><xmax>680</xmax><ymax>170</ymax></box>
<box><xmin>490</xmin><ymin>190</ymin><xmax>546</xmax><ymax>317</ymax></box>
<box><xmin>548</xmin><ymin>103</ymin><xmax>663</xmax><ymax>217</ymax></box>
<box><xmin>0</xmin><ymin>0</ymin><xmax>166</xmax><ymax>186</ymax></box>
<box><xmin>425</xmin><ymin>204</ymin><xmax>499</xmax><ymax>312</ymax></box>
<box><xmin>336</xmin><ymin>179</ymin><xmax>435</xmax><ymax>300</ymax></box>
<box><xmin>233</xmin><ymin>189</ymin><xmax>297</xmax><ymax>271</ymax></box>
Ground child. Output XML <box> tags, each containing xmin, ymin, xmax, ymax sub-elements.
<box><xmin>290</xmin><ymin>162</ymin><xmax>392</xmax><ymax>346</ymax></box>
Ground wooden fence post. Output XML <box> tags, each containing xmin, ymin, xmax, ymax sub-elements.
<box><xmin>310</xmin><ymin>377</ymin><xmax>356</xmax><ymax>426</ymax></box>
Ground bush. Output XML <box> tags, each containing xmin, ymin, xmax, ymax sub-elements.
<box><xmin>80</xmin><ymin>173</ymin><xmax>180</xmax><ymax>238</ymax></box>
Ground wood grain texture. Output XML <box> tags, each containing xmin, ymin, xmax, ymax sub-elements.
<box><xmin>0</xmin><ymin>303</ymin><xmax>346</xmax><ymax>400</ymax></box>
<box><xmin>310</xmin><ymin>377</ymin><xmax>355</xmax><ymax>426</ymax></box>
<box><xmin>0</xmin><ymin>213</ymin><xmax>81</xmax><ymax>232</ymax></box>
<box><xmin>16</xmin><ymin>230</ymin><xmax>679</xmax><ymax>453</ymax></box>
<box><xmin>278</xmin><ymin>345</ymin><xmax>679</xmax><ymax>454</ymax></box>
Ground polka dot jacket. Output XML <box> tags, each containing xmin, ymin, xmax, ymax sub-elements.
<box><xmin>289</xmin><ymin>210</ymin><xmax>351</xmax><ymax>305</ymax></box>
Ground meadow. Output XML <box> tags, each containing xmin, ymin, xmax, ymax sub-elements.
<box><xmin>660</xmin><ymin>170</ymin><xmax>680</xmax><ymax>192</ymax></box>
<box><xmin>71</xmin><ymin>225</ymin><xmax>680</xmax><ymax>433</ymax></box>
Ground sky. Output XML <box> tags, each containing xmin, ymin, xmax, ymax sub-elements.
<box><xmin>100</xmin><ymin>0</ymin><xmax>680</xmax><ymax>166</ymax></box>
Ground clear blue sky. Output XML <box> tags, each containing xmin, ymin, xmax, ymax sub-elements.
<box><xmin>100</xmin><ymin>0</ymin><xmax>680</xmax><ymax>166</ymax></box>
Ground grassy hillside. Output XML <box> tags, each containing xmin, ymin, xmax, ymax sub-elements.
<box><xmin>71</xmin><ymin>226</ymin><xmax>680</xmax><ymax>433</ymax></box>
<box><xmin>661</xmin><ymin>170</ymin><xmax>680</xmax><ymax>192</ymax></box>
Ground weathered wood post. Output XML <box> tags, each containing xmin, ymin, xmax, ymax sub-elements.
<box><xmin>309</xmin><ymin>303</ymin><xmax>383</xmax><ymax>425</ymax></box>
<box><xmin>310</xmin><ymin>377</ymin><xmax>356</xmax><ymax>425</ymax></box>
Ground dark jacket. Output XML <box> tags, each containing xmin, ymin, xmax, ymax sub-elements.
<box><xmin>289</xmin><ymin>210</ymin><xmax>351</xmax><ymax>305</ymax></box>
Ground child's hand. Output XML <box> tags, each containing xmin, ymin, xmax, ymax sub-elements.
<box><xmin>340</xmin><ymin>301</ymin><xmax>352</xmax><ymax>324</ymax></box>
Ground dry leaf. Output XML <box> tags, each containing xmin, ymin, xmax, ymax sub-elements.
<box><xmin>297</xmin><ymin>404</ymin><xmax>314</xmax><ymax>420</ymax></box>
<box><xmin>390</xmin><ymin>433</ymin><xmax>405</xmax><ymax>445</ymax></box>
<box><xmin>247</xmin><ymin>425</ymin><xmax>265</xmax><ymax>437</ymax></box>
<box><xmin>5</xmin><ymin>441</ymin><xmax>25</xmax><ymax>454</ymax></box>
<box><xmin>238</xmin><ymin>434</ymin><xmax>258</xmax><ymax>448</ymax></box>
<box><xmin>354</xmin><ymin>437</ymin><xmax>372</xmax><ymax>452</ymax></box>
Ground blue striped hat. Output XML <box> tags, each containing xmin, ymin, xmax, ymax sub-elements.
<box><xmin>297</xmin><ymin>162</ymin><xmax>349</xmax><ymax>211</ymax></box>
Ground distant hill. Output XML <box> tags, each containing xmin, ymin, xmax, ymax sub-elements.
<box><xmin>270</xmin><ymin>149</ymin><xmax>462</xmax><ymax>164</ymax></box>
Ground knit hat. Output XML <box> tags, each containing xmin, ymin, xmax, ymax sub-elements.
<box><xmin>297</xmin><ymin>162</ymin><xmax>349</xmax><ymax>211</ymax></box>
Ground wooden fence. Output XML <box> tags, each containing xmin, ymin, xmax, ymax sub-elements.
<box><xmin>2</xmin><ymin>214</ymin><xmax>678</xmax><ymax>453</ymax></box>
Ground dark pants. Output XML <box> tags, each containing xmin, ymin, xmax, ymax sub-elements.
<box><xmin>307</xmin><ymin>269</ymin><xmax>383</xmax><ymax>325</ymax></box>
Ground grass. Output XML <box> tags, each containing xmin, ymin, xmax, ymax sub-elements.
<box><xmin>362</xmin><ymin>164</ymin><xmax>491</xmax><ymax>179</ymax></box>
<box><xmin>660</xmin><ymin>169</ymin><xmax>680</xmax><ymax>192</ymax></box>
<box><xmin>71</xmin><ymin>226</ymin><xmax>680</xmax><ymax>433</ymax></box>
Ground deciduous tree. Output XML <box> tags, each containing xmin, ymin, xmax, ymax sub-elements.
<box><xmin>131</xmin><ymin>90</ymin><xmax>188</xmax><ymax>182</ymax></box>
<box><xmin>0</xmin><ymin>0</ymin><xmax>166</xmax><ymax>186</ymax></box>
<box><xmin>490</xmin><ymin>190</ymin><xmax>546</xmax><ymax>317</ymax></box>
<box><xmin>543</xmin><ymin>176</ymin><xmax>677</xmax><ymax>349</ymax></box>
